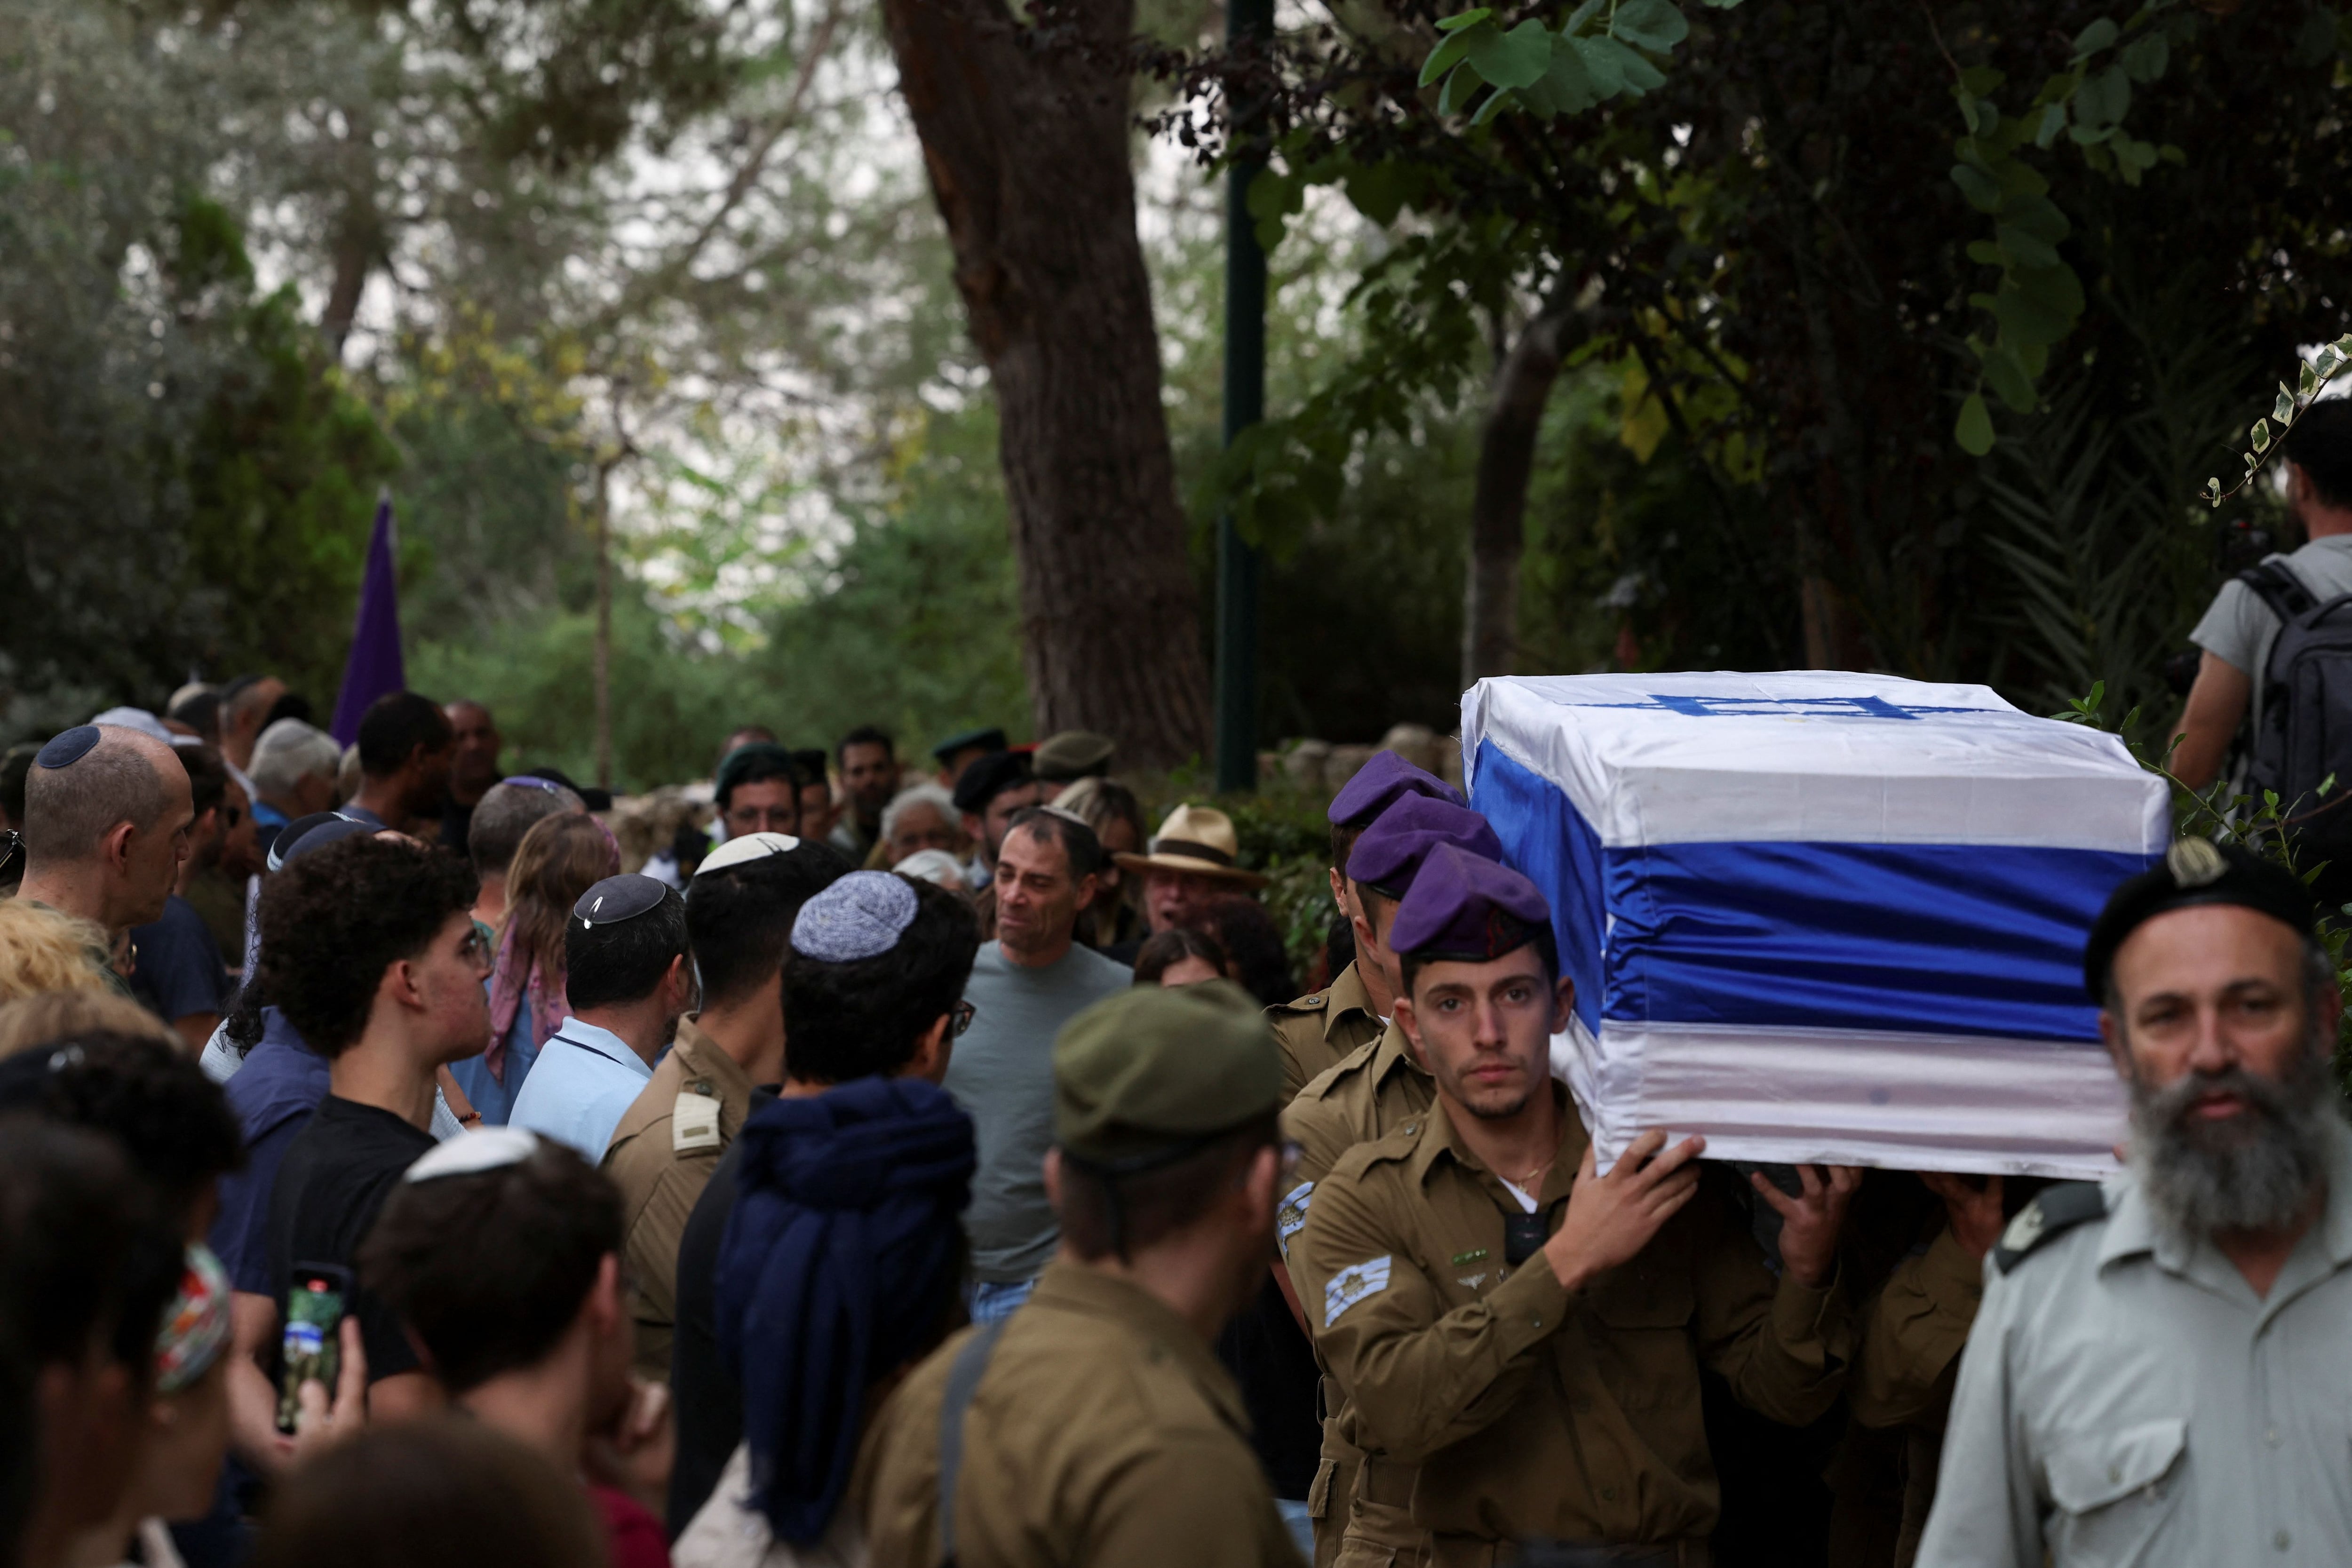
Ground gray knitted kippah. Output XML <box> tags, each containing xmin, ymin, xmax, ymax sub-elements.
<box><xmin>791</xmin><ymin>870</ymin><xmax>920</xmax><ymax>962</ymax></box>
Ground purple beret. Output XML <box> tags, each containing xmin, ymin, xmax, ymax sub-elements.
<box><xmin>1344</xmin><ymin>796</ymin><xmax>1503</xmax><ymax>898</ymax></box>
<box><xmin>1388</xmin><ymin>844</ymin><xmax>1554</xmax><ymax>965</ymax></box>
<box><xmin>1326</xmin><ymin>749</ymin><xmax>1465</xmax><ymax>828</ymax></box>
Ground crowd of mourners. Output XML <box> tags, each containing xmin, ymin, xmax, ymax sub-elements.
<box><xmin>4</xmin><ymin>635</ymin><xmax>2352</xmax><ymax>1568</ymax></box>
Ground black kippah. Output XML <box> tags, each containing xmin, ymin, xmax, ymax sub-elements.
<box><xmin>2081</xmin><ymin>839</ymin><xmax>2317</xmax><ymax>1000</ymax></box>
<box><xmin>36</xmin><ymin>726</ymin><xmax>101</xmax><ymax>769</ymax></box>
<box><xmin>574</xmin><ymin>874</ymin><xmax>668</xmax><ymax>930</ymax></box>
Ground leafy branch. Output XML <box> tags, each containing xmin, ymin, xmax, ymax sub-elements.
<box><xmin>1945</xmin><ymin>5</ymin><xmax>2192</xmax><ymax>456</ymax></box>
<box><xmin>2059</xmin><ymin>678</ymin><xmax>2352</xmax><ymax>1075</ymax></box>
<box><xmin>1417</xmin><ymin>0</ymin><xmax>1739</xmax><ymax>127</ymax></box>
<box><xmin>2201</xmin><ymin>336</ymin><xmax>2352</xmax><ymax>508</ymax></box>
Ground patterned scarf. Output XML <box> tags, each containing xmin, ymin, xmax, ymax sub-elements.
<box><xmin>485</xmin><ymin>922</ymin><xmax>568</xmax><ymax>1082</ymax></box>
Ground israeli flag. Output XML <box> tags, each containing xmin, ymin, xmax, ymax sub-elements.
<box><xmin>1463</xmin><ymin>672</ymin><xmax>2169</xmax><ymax>1179</ymax></box>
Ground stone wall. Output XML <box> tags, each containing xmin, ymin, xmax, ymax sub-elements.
<box><xmin>1269</xmin><ymin>724</ymin><xmax>1463</xmax><ymax>796</ymax></box>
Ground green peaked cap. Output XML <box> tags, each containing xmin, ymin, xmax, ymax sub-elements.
<box><xmin>1054</xmin><ymin>980</ymin><xmax>1282</xmax><ymax>1166</ymax></box>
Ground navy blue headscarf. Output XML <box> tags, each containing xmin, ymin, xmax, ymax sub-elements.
<box><xmin>714</xmin><ymin>1075</ymin><xmax>975</xmax><ymax>1544</ymax></box>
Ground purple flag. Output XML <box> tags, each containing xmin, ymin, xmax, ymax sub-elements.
<box><xmin>330</xmin><ymin>493</ymin><xmax>405</xmax><ymax>745</ymax></box>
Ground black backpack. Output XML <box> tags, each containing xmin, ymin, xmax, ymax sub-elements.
<box><xmin>2241</xmin><ymin>558</ymin><xmax>2352</xmax><ymax>854</ymax></box>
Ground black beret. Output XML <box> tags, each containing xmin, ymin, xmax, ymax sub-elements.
<box><xmin>951</xmin><ymin>749</ymin><xmax>1033</xmax><ymax>814</ymax></box>
<box><xmin>2082</xmin><ymin>839</ymin><xmax>2317</xmax><ymax>1001</ymax></box>
<box><xmin>931</xmin><ymin>726</ymin><xmax>1007</xmax><ymax>764</ymax></box>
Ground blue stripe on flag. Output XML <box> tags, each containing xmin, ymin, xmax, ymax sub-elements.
<box><xmin>1472</xmin><ymin>740</ymin><xmax>1608</xmax><ymax>1035</ymax></box>
<box><xmin>1471</xmin><ymin>740</ymin><xmax>2156</xmax><ymax>1044</ymax></box>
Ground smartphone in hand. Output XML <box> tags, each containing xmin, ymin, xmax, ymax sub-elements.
<box><xmin>277</xmin><ymin>1264</ymin><xmax>350</xmax><ymax>1434</ymax></box>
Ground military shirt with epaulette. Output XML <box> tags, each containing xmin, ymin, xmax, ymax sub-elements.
<box><xmin>1917</xmin><ymin>1119</ymin><xmax>2352</xmax><ymax>1568</ymax></box>
<box><xmin>1293</xmin><ymin>1088</ymin><xmax>1851</xmax><ymax>1547</ymax></box>
<box><xmin>1268</xmin><ymin>962</ymin><xmax>1385</xmax><ymax>1104</ymax></box>
<box><xmin>861</xmin><ymin>1260</ymin><xmax>1302</xmax><ymax>1568</ymax></box>
<box><xmin>1275</xmin><ymin>1018</ymin><xmax>1436</xmax><ymax>1566</ymax></box>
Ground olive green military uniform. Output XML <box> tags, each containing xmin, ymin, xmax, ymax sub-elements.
<box><xmin>862</xmin><ymin>1261</ymin><xmax>1303</xmax><ymax>1568</ymax></box>
<box><xmin>1269</xmin><ymin>961</ymin><xmax>1386</xmax><ymax>1104</ymax></box>
<box><xmin>1275</xmin><ymin>1019</ymin><xmax>1433</xmax><ymax>1568</ymax></box>
<box><xmin>1294</xmin><ymin>1087</ymin><xmax>1851</xmax><ymax>1563</ymax></box>
<box><xmin>1849</xmin><ymin>1225</ymin><xmax>1982</xmax><ymax>1568</ymax></box>
<box><xmin>864</xmin><ymin>980</ymin><xmax>1303</xmax><ymax>1568</ymax></box>
<box><xmin>601</xmin><ymin>1015</ymin><xmax>756</xmax><ymax>1378</ymax></box>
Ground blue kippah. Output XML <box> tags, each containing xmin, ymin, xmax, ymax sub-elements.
<box><xmin>36</xmin><ymin>726</ymin><xmax>101</xmax><ymax>769</ymax></box>
<box><xmin>792</xmin><ymin>871</ymin><xmax>919</xmax><ymax>962</ymax></box>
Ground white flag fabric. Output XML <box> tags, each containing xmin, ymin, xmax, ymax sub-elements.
<box><xmin>1462</xmin><ymin>672</ymin><xmax>2169</xmax><ymax>1178</ymax></box>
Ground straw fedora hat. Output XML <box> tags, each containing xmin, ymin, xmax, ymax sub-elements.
<box><xmin>1113</xmin><ymin>804</ymin><xmax>1269</xmax><ymax>890</ymax></box>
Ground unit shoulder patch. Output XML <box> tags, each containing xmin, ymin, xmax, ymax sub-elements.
<box><xmin>1992</xmin><ymin>1180</ymin><xmax>2107</xmax><ymax>1274</ymax></box>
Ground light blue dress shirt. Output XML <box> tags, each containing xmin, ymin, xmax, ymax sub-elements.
<box><xmin>1920</xmin><ymin>1116</ymin><xmax>2352</xmax><ymax>1568</ymax></box>
<box><xmin>508</xmin><ymin>1016</ymin><xmax>654</xmax><ymax>1161</ymax></box>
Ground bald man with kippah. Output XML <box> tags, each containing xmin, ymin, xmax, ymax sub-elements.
<box><xmin>863</xmin><ymin>982</ymin><xmax>1304</xmax><ymax>1568</ymax></box>
<box><xmin>16</xmin><ymin>724</ymin><xmax>196</xmax><ymax>992</ymax></box>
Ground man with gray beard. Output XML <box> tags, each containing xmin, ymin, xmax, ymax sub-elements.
<box><xmin>1919</xmin><ymin>838</ymin><xmax>2352</xmax><ymax>1568</ymax></box>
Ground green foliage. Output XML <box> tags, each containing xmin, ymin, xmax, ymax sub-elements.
<box><xmin>179</xmin><ymin>208</ymin><xmax>401</xmax><ymax>702</ymax></box>
<box><xmin>405</xmin><ymin>395</ymin><xmax>1031</xmax><ymax>780</ymax></box>
<box><xmin>1193</xmin><ymin>216</ymin><xmax>1533</xmax><ymax>557</ymax></box>
<box><xmin>2060</xmin><ymin>680</ymin><xmax>2352</xmax><ymax>1085</ymax></box>
<box><xmin>1941</xmin><ymin>4</ymin><xmax>2203</xmax><ymax>451</ymax></box>
<box><xmin>407</xmin><ymin>593</ymin><xmax>748</xmax><ymax>792</ymax></box>
<box><xmin>0</xmin><ymin>0</ymin><xmax>399</xmax><ymax>740</ymax></box>
<box><xmin>741</xmin><ymin>399</ymin><xmax>1030</xmax><ymax>755</ymax></box>
<box><xmin>1421</xmin><ymin>0</ymin><xmax>1731</xmax><ymax>127</ymax></box>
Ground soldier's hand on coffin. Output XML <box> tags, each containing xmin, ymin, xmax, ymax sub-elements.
<box><xmin>1544</xmin><ymin>1128</ymin><xmax>1705</xmax><ymax>1293</ymax></box>
<box><xmin>1751</xmin><ymin>1163</ymin><xmax>1862</xmax><ymax>1289</ymax></box>
<box><xmin>1918</xmin><ymin>1171</ymin><xmax>2005</xmax><ymax>1262</ymax></box>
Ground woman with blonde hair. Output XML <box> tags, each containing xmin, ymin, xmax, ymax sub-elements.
<box><xmin>0</xmin><ymin>899</ymin><xmax>112</xmax><ymax>1005</ymax></box>
<box><xmin>452</xmin><ymin>812</ymin><xmax>618</xmax><ymax>1125</ymax></box>
<box><xmin>0</xmin><ymin>988</ymin><xmax>180</xmax><ymax>1059</ymax></box>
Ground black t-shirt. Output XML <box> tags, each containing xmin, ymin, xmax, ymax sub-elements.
<box><xmin>265</xmin><ymin>1095</ymin><xmax>435</xmax><ymax>1385</ymax></box>
<box><xmin>1216</xmin><ymin>1273</ymin><xmax>1324</xmax><ymax>1499</ymax></box>
<box><xmin>665</xmin><ymin>1088</ymin><xmax>772</xmax><ymax>1537</ymax></box>
<box><xmin>438</xmin><ymin>796</ymin><xmax>474</xmax><ymax>855</ymax></box>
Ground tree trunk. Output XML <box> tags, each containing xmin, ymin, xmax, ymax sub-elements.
<box><xmin>1462</xmin><ymin>306</ymin><xmax>1580</xmax><ymax>686</ymax></box>
<box><xmin>321</xmin><ymin>100</ymin><xmax>382</xmax><ymax>360</ymax></box>
<box><xmin>879</xmin><ymin>0</ymin><xmax>1211</xmax><ymax>769</ymax></box>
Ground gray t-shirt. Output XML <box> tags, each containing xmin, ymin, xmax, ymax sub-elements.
<box><xmin>2190</xmin><ymin>534</ymin><xmax>2352</xmax><ymax>735</ymax></box>
<box><xmin>946</xmin><ymin>940</ymin><xmax>1133</xmax><ymax>1282</ymax></box>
